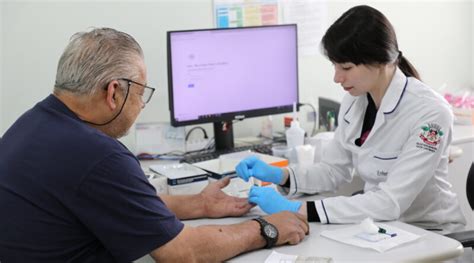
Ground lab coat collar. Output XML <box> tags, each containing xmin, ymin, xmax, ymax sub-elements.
<box><xmin>379</xmin><ymin>67</ymin><xmax>408</xmax><ymax>115</ymax></box>
<box><xmin>365</xmin><ymin>68</ymin><xmax>408</xmax><ymax>142</ymax></box>
<box><xmin>342</xmin><ymin>96</ymin><xmax>366</xmax><ymax>148</ymax></box>
<box><xmin>343</xmin><ymin>67</ymin><xmax>408</xmax><ymax>123</ymax></box>
<box><xmin>343</xmin><ymin>96</ymin><xmax>365</xmax><ymax>124</ymax></box>
<box><xmin>342</xmin><ymin>67</ymin><xmax>408</xmax><ymax>146</ymax></box>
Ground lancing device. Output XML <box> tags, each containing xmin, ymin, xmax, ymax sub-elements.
<box><xmin>251</xmin><ymin>177</ymin><xmax>259</xmax><ymax>186</ymax></box>
<box><xmin>378</xmin><ymin>227</ymin><xmax>397</xmax><ymax>237</ymax></box>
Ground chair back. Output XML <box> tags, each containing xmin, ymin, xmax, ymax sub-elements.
<box><xmin>466</xmin><ymin>162</ymin><xmax>474</xmax><ymax>210</ymax></box>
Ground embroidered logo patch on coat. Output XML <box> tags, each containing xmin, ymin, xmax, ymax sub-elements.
<box><xmin>417</xmin><ymin>123</ymin><xmax>444</xmax><ymax>152</ymax></box>
<box><xmin>419</xmin><ymin>123</ymin><xmax>444</xmax><ymax>145</ymax></box>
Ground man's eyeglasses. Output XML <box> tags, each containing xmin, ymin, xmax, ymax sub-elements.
<box><xmin>90</xmin><ymin>78</ymin><xmax>155</xmax><ymax>126</ymax></box>
<box><xmin>118</xmin><ymin>78</ymin><xmax>156</xmax><ymax>104</ymax></box>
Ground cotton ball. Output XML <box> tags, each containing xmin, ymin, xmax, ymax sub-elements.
<box><xmin>360</xmin><ymin>217</ymin><xmax>379</xmax><ymax>234</ymax></box>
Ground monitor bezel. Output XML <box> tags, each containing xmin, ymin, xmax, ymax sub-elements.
<box><xmin>167</xmin><ymin>24</ymin><xmax>299</xmax><ymax>127</ymax></box>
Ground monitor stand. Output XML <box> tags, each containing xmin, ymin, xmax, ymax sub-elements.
<box><xmin>214</xmin><ymin>121</ymin><xmax>234</xmax><ymax>151</ymax></box>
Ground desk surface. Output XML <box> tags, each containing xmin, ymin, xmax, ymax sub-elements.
<box><xmin>183</xmin><ymin>214</ymin><xmax>462</xmax><ymax>262</ymax></box>
<box><xmin>140</xmin><ymin>129</ymin><xmax>469</xmax><ymax>262</ymax></box>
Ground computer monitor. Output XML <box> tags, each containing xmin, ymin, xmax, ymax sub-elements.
<box><xmin>167</xmin><ymin>24</ymin><xmax>299</xmax><ymax>150</ymax></box>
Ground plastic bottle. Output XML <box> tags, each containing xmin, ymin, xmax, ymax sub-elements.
<box><xmin>286</xmin><ymin>102</ymin><xmax>305</xmax><ymax>149</ymax></box>
<box><xmin>327</xmin><ymin>111</ymin><xmax>336</xmax><ymax>131</ymax></box>
<box><xmin>260</xmin><ymin>115</ymin><xmax>273</xmax><ymax>139</ymax></box>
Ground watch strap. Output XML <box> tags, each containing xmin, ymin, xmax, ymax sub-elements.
<box><xmin>252</xmin><ymin>217</ymin><xmax>278</xmax><ymax>249</ymax></box>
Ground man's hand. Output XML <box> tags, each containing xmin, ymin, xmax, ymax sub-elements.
<box><xmin>200</xmin><ymin>177</ymin><xmax>254</xmax><ymax>218</ymax></box>
<box><xmin>235</xmin><ymin>156</ymin><xmax>283</xmax><ymax>184</ymax></box>
<box><xmin>249</xmin><ymin>186</ymin><xmax>302</xmax><ymax>214</ymax></box>
<box><xmin>264</xmin><ymin>211</ymin><xmax>309</xmax><ymax>246</ymax></box>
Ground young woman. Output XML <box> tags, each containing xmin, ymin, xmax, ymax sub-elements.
<box><xmin>236</xmin><ymin>5</ymin><xmax>466</xmax><ymax>233</ymax></box>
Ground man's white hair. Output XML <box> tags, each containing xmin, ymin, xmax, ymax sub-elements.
<box><xmin>54</xmin><ymin>27</ymin><xmax>144</xmax><ymax>95</ymax></box>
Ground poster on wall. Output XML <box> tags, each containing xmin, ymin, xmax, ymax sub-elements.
<box><xmin>213</xmin><ymin>0</ymin><xmax>327</xmax><ymax>56</ymax></box>
<box><xmin>280</xmin><ymin>0</ymin><xmax>327</xmax><ymax>56</ymax></box>
<box><xmin>214</xmin><ymin>0</ymin><xmax>278</xmax><ymax>28</ymax></box>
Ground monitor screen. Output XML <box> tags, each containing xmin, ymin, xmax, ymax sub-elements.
<box><xmin>167</xmin><ymin>24</ymin><xmax>299</xmax><ymax>150</ymax></box>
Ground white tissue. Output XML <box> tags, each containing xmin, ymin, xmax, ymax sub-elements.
<box><xmin>295</xmin><ymin>144</ymin><xmax>315</xmax><ymax>166</ymax></box>
<box><xmin>305</xmin><ymin>132</ymin><xmax>335</xmax><ymax>163</ymax></box>
<box><xmin>360</xmin><ymin>217</ymin><xmax>379</xmax><ymax>234</ymax></box>
<box><xmin>320</xmin><ymin>222</ymin><xmax>421</xmax><ymax>253</ymax></box>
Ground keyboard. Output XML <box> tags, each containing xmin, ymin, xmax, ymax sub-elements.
<box><xmin>181</xmin><ymin>144</ymin><xmax>273</xmax><ymax>164</ymax></box>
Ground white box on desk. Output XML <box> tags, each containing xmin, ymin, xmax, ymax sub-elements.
<box><xmin>193</xmin><ymin>151</ymin><xmax>289</xmax><ymax>197</ymax></box>
<box><xmin>193</xmin><ymin>151</ymin><xmax>289</xmax><ymax>176</ymax></box>
<box><xmin>149</xmin><ymin>163</ymin><xmax>209</xmax><ymax>195</ymax></box>
<box><xmin>167</xmin><ymin>180</ymin><xmax>208</xmax><ymax>195</ymax></box>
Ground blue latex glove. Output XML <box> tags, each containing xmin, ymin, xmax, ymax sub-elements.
<box><xmin>248</xmin><ymin>186</ymin><xmax>302</xmax><ymax>215</ymax></box>
<box><xmin>235</xmin><ymin>156</ymin><xmax>283</xmax><ymax>184</ymax></box>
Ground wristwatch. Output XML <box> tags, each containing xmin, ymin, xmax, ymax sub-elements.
<box><xmin>252</xmin><ymin>217</ymin><xmax>279</xmax><ymax>249</ymax></box>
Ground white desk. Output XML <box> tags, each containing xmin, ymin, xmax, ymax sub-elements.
<box><xmin>182</xmin><ymin>214</ymin><xmax>463</xmax><ymax>262</ymax></box>
<box><xmin>135</xmin><ymin>212</ymin><xmax>463</xmax><ymax>263</ymax></box>
<box><xmin>139</xmin><ymin>128</ymin><xmax>470</xmax><ymax>262</ymax></box>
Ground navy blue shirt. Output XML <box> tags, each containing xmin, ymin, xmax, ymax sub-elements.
<box><xmin>0</xmin><ymin>95</ymin><xmax>183</xmax><ymax>262</ymax></box>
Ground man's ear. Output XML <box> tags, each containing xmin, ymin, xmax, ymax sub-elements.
<box><xmin>104</xmin><ymin>80</ymin><xmax>121</xmax><ymax>110</ymax></box>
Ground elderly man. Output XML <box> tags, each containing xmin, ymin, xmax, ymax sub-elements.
<box><xmin>0</xmin><ymin>28</ymin><xmax>308</xmax><ymax>262</ymax></box>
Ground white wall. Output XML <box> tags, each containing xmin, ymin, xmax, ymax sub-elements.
<box><xmin>1</xmin><ymin>1</ymin><xmax>214</xmax><ymax>149</ymax></box>
<box><xmin>1</xmin><ymin>1</ymin><xmax>472</xmax><ymax>151</ymax></box>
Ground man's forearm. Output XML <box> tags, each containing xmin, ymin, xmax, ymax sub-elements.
<box><xmin>152</xmin><ymin>221</ymin><xmax>265</xmax><ymax>262</ymax></box>
<box><xmin>160</xmin><ymin>194</ymin><xmax>205</xmax><ymax>219</ymax></box>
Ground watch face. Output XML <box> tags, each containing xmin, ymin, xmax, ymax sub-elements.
<box><xmin>264</xmin><ymin>225</ymin><xmax>278</xmax><ymax>239</ymax></box>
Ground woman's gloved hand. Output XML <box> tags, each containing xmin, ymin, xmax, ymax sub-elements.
<box><xmin>248</xmin><ymin>186</ymin><xmax>302</xmax><ymax>214</ymax></box>
<box><xmin>235</xmin><ymin>156</ymin><xmax>283</xmax><ymax>184</ymax></box>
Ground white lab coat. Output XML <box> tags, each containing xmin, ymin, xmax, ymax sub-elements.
<box><xmin>280</xmin><ymin>68</ymin><xmax>466</xmax><ymax>233</ymax></box>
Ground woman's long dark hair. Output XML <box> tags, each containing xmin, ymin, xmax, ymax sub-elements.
<box><xmin>321</xmin><ymin>5</ymin><xmax>420</xmax><ymax>80</ymax></box>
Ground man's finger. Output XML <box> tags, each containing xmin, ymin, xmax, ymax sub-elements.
<box><xmin>294</xmin><ymin>213</ymin><xmax>310</xmax><ymax>234</ymax></box>
<box><xmin>232</xmin><ymin>196</ymin><xmax>249</xmax><ymax>203</ymax></box>
<box><xmin>248</xmin><ymin>195</ymin><xmax>260</xmax><ymax>204</ymax></box>
<box><xmin>235</xmin><ymin>202</ymin><xmax>254</xmax><ymax>211</ymax></box>
<box><xmin>216</xmin><ymin>176</ymin><xmax>231</xmax><ymax>189</ymax></box>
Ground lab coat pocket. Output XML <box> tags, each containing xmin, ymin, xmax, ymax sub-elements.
<box><xmin>369</xmin><ymin>151</ymin><xmax>401</xmax><ymax>181</ymax></box>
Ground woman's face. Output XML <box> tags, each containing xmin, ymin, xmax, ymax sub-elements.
<box><xmin>333</xmin><ymin>62</ymin><xmax>381</xmax><ymax>97</ymax></box>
